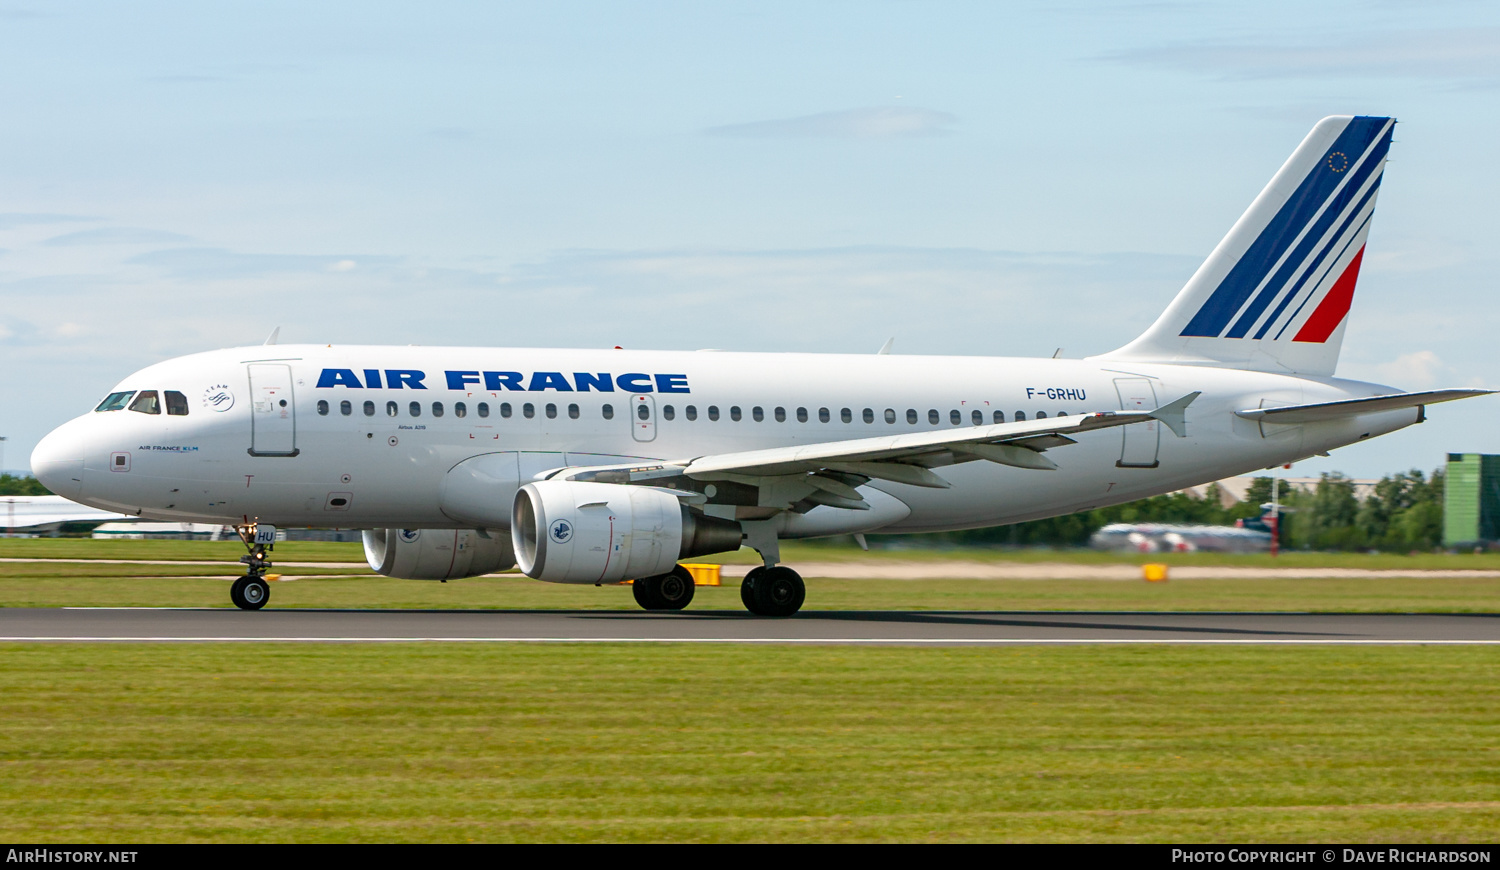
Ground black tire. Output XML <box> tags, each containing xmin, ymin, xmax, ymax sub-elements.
<box><xmin>632</xmin><ymin>576</ymin><xmax>658</xmax><ymax>610</ymax></box>
<box><xmin>656</xmin><ymin>566</ymin><xmax>695</xmax><ymax>611</ymax></box>
<box><xmin>741</xmin><ymin>566</ymin><xmax>766</xmax><ymax>611</ymax></box>
<box><xmin>748</xmin><ymin>566</ymin><xmax>804</xmax><ymax>617</ymax></box>
<box><xmin>230</xmin><ymin>575</ymin><xmax>269</xmax><ymax>611</ymax></box>
<box><xmin>632</xmin><ymin>567</ymin><xmax>696</xmax><ymax>611</ymax></box>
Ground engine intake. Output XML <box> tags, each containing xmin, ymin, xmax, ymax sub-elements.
<box><xmin>512</xmin><ymin>480</ymin><xmax>742</xmax><ymax>584</ymax></box>
<box><xmin>362</xmin><ymin>528</ymin><xmax>515</xmax><ymax>580</ymax></box>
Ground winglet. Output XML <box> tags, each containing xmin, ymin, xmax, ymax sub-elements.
<box><xmin>263</xmin><ymin>326</ymin><xmax>281</xmax><ymax>346</ymax></box>
<box><xmin>877</xmin><ymin>337</ymin><xmax>895</xmax><ymax>355</ymax></box>
<box><xmin>1149</xmin><ymin>391</ymin><xmax>1200</xmax><ymax>438</ymax></box>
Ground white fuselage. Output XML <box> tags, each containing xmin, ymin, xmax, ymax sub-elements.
<box><xmin>31</xmin><ymin>344</ymin><xmax>1418</xmax><ymax>536</ymax></box>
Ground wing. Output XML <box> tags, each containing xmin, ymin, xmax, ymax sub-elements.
<box><xmin>1234</xmin><ymin>389</ymin><xmax>1493</xmax><ymax>424</ymax></box>
<box><xmin>557</xmin><ymin>393</ymin><xmax>1199</xmax><ymax>511</ymax></box>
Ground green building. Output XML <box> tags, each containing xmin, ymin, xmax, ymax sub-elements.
<box><xmin>1443</xmin><ymin>454</ymin><xmax>1500</xmax><ymax>548</ymax></box>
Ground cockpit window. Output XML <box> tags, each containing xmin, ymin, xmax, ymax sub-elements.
<box><xmin>128</xmin><ymin>390</ymin><xmax>161</xmax><ymax>415</ymax></box>
<box><xmin>165</xmin><ymin>391</ymin><xmax>189</xmax><ymax>416</ymax></box>
<box><xmin>95</xmin><ymin>391</ymin><xmax>135</xmax><ymax>412</ymax></box>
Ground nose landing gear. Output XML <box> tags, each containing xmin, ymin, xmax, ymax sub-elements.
<box><xmin>230</xmin><ymin>523</ymin><xmax>275</xmax><ymax>611</ymax></box>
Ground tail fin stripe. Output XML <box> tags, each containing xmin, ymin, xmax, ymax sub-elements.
<box><xmin>1226</xmin><ymin>155</ymin><xmax>1385</xmax><ymax>339</ymax></box>
<box><xmin>1250</xmin><ymin>176</ymin><xmax>1381</xmax><ymax>340</ymax></box>
<box><xmin>1271</xmin><ymin>208</ymin><xmax>1373</xmax><ymax>341</ymax></box>
<box><xmin>1293</xmin><ymin>246</ymin><xmax>1365</xmax><ymax>343</ymax></box>
<box><xmin>1178</xmin><ymin>117</ymin><xmax>1393</xmax><ymax>338</ymax></box>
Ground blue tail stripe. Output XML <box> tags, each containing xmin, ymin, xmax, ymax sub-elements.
<box><xmin>1179</xmin><ymin>117</ymin><xmax>1392</xmax><ymax>338</ymax></box>
<box><xmin>1225</xmin><ymin>143</ymin><xmax>1388</xmax><ymax>339</ymax></box>
<box><xmin>1249</xmin><ymin>176</ymin><xmax>1382</xmax><ymax>340</ymax></box>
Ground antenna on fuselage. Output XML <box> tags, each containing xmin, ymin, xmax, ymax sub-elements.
<box><xmin>263</xmin><ymin>327</ymin><xmax>281</xmax><ymax>346</ymax></box>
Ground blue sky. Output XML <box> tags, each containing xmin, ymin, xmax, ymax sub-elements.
<box><xmin>3</xmin><ymin>1</ymin><xmax>1499</xmax><ymax>479</ymax></box>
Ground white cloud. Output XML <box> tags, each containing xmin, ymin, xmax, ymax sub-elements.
<box><xmin>1109</xmin><ymin>27</ymin><xmax>1500</xmax><ymax>86</ymax></box>
<box><xmin>328</xmin><ymin>259</ymin><xmax>357</xmax><ymax>272</ymax></box>
<box><xmin>43</xmin><ymin>227</ymin><xmax>195</xmax><ymax>247</ymax></box>
<box><xmin>704</xmin><ymin>106</ymin><xmax>957</xmax><ymax>139</ymax></box>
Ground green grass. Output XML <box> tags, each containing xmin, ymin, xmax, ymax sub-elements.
<box><xmin>2</xmin><ymin>570</ymin><xmax>1498</xmax><ymax>612</ymax></box>
<box><xmin>0</xmin><ymin>644</ymin><xmax>1495</xmax><ymax>842</ymax></box>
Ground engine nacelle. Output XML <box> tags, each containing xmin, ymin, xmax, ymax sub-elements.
<box><xmin>362</xmin><ymin>528</ymin><xmax>515</xmax><ymax>580</ymax></box>
<box><xmin>512</xmin><ymin>480</ymin><xmax>742</xmax><ymax>584</ymax></box>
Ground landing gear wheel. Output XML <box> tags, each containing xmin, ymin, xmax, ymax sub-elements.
<box><xmin>632</xmin><ymin>566</ymin><xmax>696</xmax><ymax>611</ymax></box>
<box><xmin>741</xmin><ymin>566</ymin><xmax>766</xmax><ymax>610</ymax></box>
<box><xmin>745</xmin><ymin>566</ymin><xmax>804</xmax><ymax>617</ymax></box>
<box><xmin>230</xmin><ymin>575</ymin><xmax>270</xmax><ymax>611</ymax></box>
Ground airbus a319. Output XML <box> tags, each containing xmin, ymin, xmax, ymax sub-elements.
<box><xmin>30</xmin><ymin>115</ymin><xmax>1490</xmax><ymax>615</ymax></box>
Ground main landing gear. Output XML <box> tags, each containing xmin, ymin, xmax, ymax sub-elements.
<box><xmin>740</xmin><ymin>566</ymin><xmax>805</xmax><ymax>617</ymax></box>
<box><xmin>632</xmin><ymin>565</ymin><xmax>696</xmax><ymax>611</ymax></box>
<box><xmin>229</xmin><ymin>523</ymin><xmax>273</xmax><ymax>611</ymax></box>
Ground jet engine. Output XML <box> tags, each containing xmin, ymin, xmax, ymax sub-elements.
<box><xmin>362</xmin><ymin>527</ymin><xmax>515</xmax><ymax>580</ymax></box>
<box><xmin>512</xmin><ymin>480</ymin><xmax>742</xmax><ymax>584</ymax></box>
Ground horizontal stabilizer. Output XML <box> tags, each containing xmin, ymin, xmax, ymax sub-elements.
<box><xmin>1235</xmin><ymin>389</ymin><xmax>1493</xmax><ymax>424</ymax></box>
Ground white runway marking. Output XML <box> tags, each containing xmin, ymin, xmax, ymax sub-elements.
<box><xmin>4</xmin><ymin>636</ymin><xmax>1500</xmax><ymax>645</ymax></box>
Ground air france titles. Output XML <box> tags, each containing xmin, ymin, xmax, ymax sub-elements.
<box><xmin>315</xmin><ymin>369</ymin><xmax>690</xmax><ymax>394</ymax></box>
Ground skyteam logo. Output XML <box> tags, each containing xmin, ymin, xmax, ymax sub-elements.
<box><xmin>549</xmin><ymin>520</ymin><xmax>573</xmax><ymax>545</ymax></box>
<box><xmin>201</xmin><ymin>385</ymin><xmax>235</xmax><ymax>412</ymax></box>
<box><xmin>1179</xmin><ymin>116</ymin><xmax>1394</xmax><ymax>345</ymax></box>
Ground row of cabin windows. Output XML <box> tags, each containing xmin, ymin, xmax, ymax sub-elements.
<box><xmin>94</xmin><ymin>390</ymin><xmax>189</xmax><ymax>416</ymax></box>
<box><xmin>315</xmin><ymin>399</ymin><xmax>1068</xmax><ymax>425</ymax></box>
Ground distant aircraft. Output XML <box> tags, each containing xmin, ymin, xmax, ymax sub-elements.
<box><xmin>1</xmin><ymin>495</ymin><xmax>134</xmax><ymax>535</ymax></box>
<box><xmin>31</xmin><ymin>115</ymin><xmax>1491</xmax><ymax>614</ymax></box>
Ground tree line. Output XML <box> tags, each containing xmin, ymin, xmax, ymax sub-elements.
<box><xmin>870</xmin><ymin>469</ymin><xmax>1447</xmax><ymax>552</ymax></box>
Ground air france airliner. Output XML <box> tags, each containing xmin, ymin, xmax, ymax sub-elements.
<box><xmin>30</xmin><ymin>116</ymin><xmax>1490</xmax><ymax>615</ymax></box>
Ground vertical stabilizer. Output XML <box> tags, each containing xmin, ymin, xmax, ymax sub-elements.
<box><xmin>1099</xmin><ymin>115</ymin><xmax>1395</xmax><ymax>376</ymax></box>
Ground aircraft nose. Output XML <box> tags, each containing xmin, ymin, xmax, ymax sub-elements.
<box><xmin>31</xmin><ymin>422</ymin><xmax>87</xmax><ymax>500</ymax></box>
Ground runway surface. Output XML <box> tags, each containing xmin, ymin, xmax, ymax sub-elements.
<box><xmin>2</xmin><ymin>608</ymin><xmax>1498</xmax><ymax>644</ymax></box>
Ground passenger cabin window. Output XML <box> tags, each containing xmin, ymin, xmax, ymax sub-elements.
<box><xmin>364</xmin><ymin>401</ymin><xmax>375</xmax><ymax>417</ymax></box>
<box><xmin>95</xmin><ymin>391</ymin><xmax>135</xmax><ymax>412</ymax></box>
<box><xmin>637</xmin><ymin>403</ymin><xmax>650</xmax><ymax>420</ymax></box>
<box><xmin>544</xmin><ymin>403</ymin><xmax>556</xmax><ymax>419</ymax></box>
<box><xmin>340</xmin><ymin>400</ymin><xmax>352</xmax><ymax>416</ymax></box>
<box><xmin>708</xmin><ymin>405</ymin><xmax>720</xmax><ymax>421</ymax></box>
<box><xmin>818</xmin><ymin>407</ymin><xmax>830</xmax><ymax>423</ymax></box>
<box><xmin>730</xmin><ymin>406</ymin><xmax>742</xmax><ymax>421</ymax></box>
<box><xmin>774</xmin><ymin>407</ymin><xmax>786</xmax><ymax>423</ymax></box>
<box><xmin>165</xmin><ymin>391</ymin><xmax>189</xmax><ymax>416</ymax></box>
<box><xmin>972</xmin><ymin>410</ymin><xmax>982</xmax><ymax>425</ymax></box>
<box><xmin>317</xmin><ymin>400</ymin><xmax>329</xmax><ymax>416</ymax></box>
<box><xmin>884</xmin><ymin>408</ymin><xmax>896</xmax><ymax>424</ymax></box>
<box><xmin>685</xmin><ymin>405</ymin><xmax>697</xmax><ymax>421</ymax></box>
<box><xmin>993</xmin><ymin>410</ymin><xmax>1005</xmax><ymax>423</ymax></box>
<box><xmin>906</xmin><ymin>409</ymin><xmax>918</xmax><ymax>425</ymax></box>
<box><xmin>602</xmin><ymin>404</ymin><xmax>614</xmax><ymax>420</ymax></box>
<box><xmin>1014</xmin><ymin>411</ymin><xmax>1026</xmax><ymax>421</ymax></box>
<box><xmin>568</xmin><ymin>403</ymin><xmax>579</xmax><ymax>419</ymax></box>
<box><xmin>1036</xmin><ymin>411</ymin><xmax>1047</xmax><ymax>419</ymax></box>
<box><xmin>863</xmin><ymin>408</ymin><xmax>874</xmax><ymax>424</ymax></box>
<box><xmin>455</xmin><ymin>402</ymin><xmax>467</xmax><ymax>418</ymax></box>
<box><xmin>663</xmin><ymin>404</ymin><xmax>675</xmax><ymax>421</ymax></box>
<box><xmin>432</xmin><ymin>402</ymin><xmax>444</xmax><ymax>418</ymax></box>
<box><xmin>927</xmin><ymin>409</ymin><xmax>939</xmax><ymax>425</ymax></box>
<box><xmin>500</xmin><ymin>403</ymin><xmax>512</xmax><ymax>418</ymax></box>
<box><xmin>387</xmin><ymin>401</ymin><xmax>398</xmax><ymax>417</ymax></box>
<box><xmin>409</xmin><ymin>401</ymin><xmax>421</xmax><ymax>417</ymax></box>
<box><xmin>950</xmin><ymin>410</ymin><xmax>961</xmax><ymax>425</ymax></box>
<box><xmin>795</xmin><ymin>407</ymin><xmax>807</xmax><ymax>423</ymax></box>
<box><xmin>129</xmin><ymin>391</ymin><xmax>161</xmax><ymax>415</ymax></box>
<box><xmin>478</xmin><ymin>402</ymin><xmax>490</xmax><ymax>418</ymax></box>
<box><xmin>523</xmin><ymin>403</ymin><xmax>535</xmax><ymax>419</ymax></box>
<box><xmin>752</xmin><ymin>406</ymin><xmax>764</xmax><ymax>422</ymax></box>
<box><xmin>840</xmin><ymin>408</ymin><xmax>852</xmax><ymax>423</ymax></box>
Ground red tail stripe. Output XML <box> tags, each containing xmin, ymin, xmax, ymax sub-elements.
<box><xmin>1293</xmin><ymin>246</ymin><xmax>1364</xmax><ymax>343</ymax></box>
